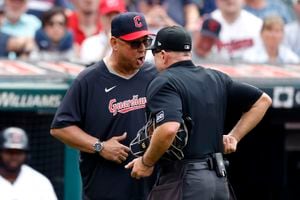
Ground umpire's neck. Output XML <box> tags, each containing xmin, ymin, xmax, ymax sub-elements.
<box><xmin>157</xmin><ymin>50</ymin><xmax>192</xmax><ymax>72</ymax></box>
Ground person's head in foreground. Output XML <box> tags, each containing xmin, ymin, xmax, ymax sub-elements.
<box><xmin>110</xmin><ymin>12</ymin><xmax>154</xmax><ymax>70</ymax></box>
<box><xmin>149</xmin><ymin>25</ymin><xmax>192</xmax><ymax>71</ymax></box>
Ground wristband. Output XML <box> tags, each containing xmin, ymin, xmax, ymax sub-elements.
<box><xmin>141</xmin><ymin>156</ymin><xmax>153</xmax><ymax>168</ymax></box>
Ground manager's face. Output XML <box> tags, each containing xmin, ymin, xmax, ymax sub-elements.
<box><xmin>111</xmin><ymin>36</ymin><xmax>153</xmax><ymax>70</ymax></box>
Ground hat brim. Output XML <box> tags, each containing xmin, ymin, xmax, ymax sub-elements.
<box><xmin>147</xmin><ymin>44</ymin><xmax>156</xmax><ymax>50</ymax></box>
<box><xmin>102</xmin><ymin>8</ymin><xmax>126</xmax><ymax>15</ymax></box>
<box><xmin>3</xmin><ymin>144</ymin><xmax>28</xmax><ymax>151</ymax></box>
<box><xmin>119</xmin><ymin>30</ymin><xmax>155</xmax><ymax>41</ymax></box>
<box><xmin>200</xmin><ymin>30</ymin><xmax>218</xmax><ymax>39</ymax></box>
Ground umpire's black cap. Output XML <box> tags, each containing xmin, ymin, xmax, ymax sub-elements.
<box><xmin>149</xmin><ymin>26</ymin><xmax>192</xmax><ymax>52</ymax></box>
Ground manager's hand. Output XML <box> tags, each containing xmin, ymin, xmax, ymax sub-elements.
<box><xmin>100</xmin><ymin>132</ymin><xmax>130</xmax><ymax>164</ymax></box>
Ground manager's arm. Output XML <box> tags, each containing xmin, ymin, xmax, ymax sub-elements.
<box><xmin>51</xmin><ymin>126</ymin><xmax>98</xmax><ymax>153</ymax></box>
<box><xmin>51</xmin><ymin>126</ymin><xmax>129</xmax><ymax>164</ymax></box>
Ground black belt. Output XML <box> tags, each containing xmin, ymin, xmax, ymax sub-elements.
<box><xmin>159</xmin><ymin>153</ymin><xmax>225</xmax><ymax>174</ymax></box>
<box><xmin>159</xmin><ymin>159</ymin><xmax>211</xmax><ymax>175</ymax></box>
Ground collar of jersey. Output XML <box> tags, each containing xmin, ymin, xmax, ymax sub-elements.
<box><xmin>169</xmin><ymin>60</ymin><xmax>195</xmax><ymax>69</ymax></box>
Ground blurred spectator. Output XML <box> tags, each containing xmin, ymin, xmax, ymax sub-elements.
<box><xmin>192</xmin><ymin>17</ymin><xmax>222</xmax><ymax>63</ymax></box>
<box><xmin>0</xmin><ymin>31</ymin><xmax>34</xmax><ymax>58</ymax></box>
<box><xmin>211</xmin><ymin>0</ymin><xmax>263</xmax><ymax>61</ymax></box>
<box><xmin>243</xmin><ymin>15</ymin><xmax>299</xmax><ymax>64</ymax></box>
<box><xmin>244</xmin><ymin>0</ymin><xmax>293</xmax><ymax>23</ymax></box>
<box><xmin>284</xmin><ymin>0</ymin><xmax>300</xmax><ymax>57</ymax></box>
<box><xmin>64</xmin><ymin>0</ymin><xmax>75</xmax><ymax>10</ymax></box>
<box><xmin>30</xmin><ymin>7</ymin><xmax>74</xmax><ymax>61</ymax></box>
<box><xmin>0</xmin><ymin>127</ymin><xmax>58</xmax><ymax>200</ymax></box>
<box><xmin>26</xmin><ymin>0</ymin><xmax>68</xmax><ymax>19</ymax></box>
<box><xmin>0</xmin><ymin>3</ymin><xmax>4</xmax><ymax>25</ymax></box>
<box><xmin>125</xmin><ymin>0</ymin><xmax>139</xmax><ymax>11</ymax></box>
<box><xmin>1</xmin><ymin>0</ymin><xmax>41</xmax><ymax>37</ymax></box>
<box><xmin>67</xmin><ymin>0</ymin><xmax>101</xmax><ymax>49</ymax></box>
<box><xmin>80</xmin><ymin>0</ymin><xmax>126</xmax><ymax>64</ymax></box>
<box><xmin>196</xmin><ymin>0</ymin><xmax>217</xmax><ymax>16</ymax></box>
<box><xmin>137</xmin><ymin>0</ymin><xmax>200</xmax><ymax>33</ymax></box>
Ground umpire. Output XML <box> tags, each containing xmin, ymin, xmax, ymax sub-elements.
<box><xmin>126</xmin><ymin>26</ymin><xmax>272</xmax><ymax>200</ymax></box>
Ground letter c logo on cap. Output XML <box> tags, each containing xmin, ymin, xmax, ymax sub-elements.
<box><xmin>133</xmin><ymin>16</ymin><xmax>143</xmax><ymax>28</ymax></box>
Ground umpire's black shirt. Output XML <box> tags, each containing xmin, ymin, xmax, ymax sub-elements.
<box><xmin>146</xmin><ymin>60</ymin><xmax>262</xmax><ymax>158</ymax></box>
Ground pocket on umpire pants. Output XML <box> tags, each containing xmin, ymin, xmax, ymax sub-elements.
<box><xmin>147</xmin><ymin>180</ymin><xmax>183</xmax><ymax>200</ymax></box>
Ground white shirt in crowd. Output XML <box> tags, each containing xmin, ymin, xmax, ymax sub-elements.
<box><xmin>0</xmin><ymin>164</ymin><xmax>58</xmax><ymax>200</ymax></box>
<box><xmin>284</xmin><ymin>21</ymin><xmax>300</xmax><ymax>57</ymax></box>
<box><xmin>211</xmin><ymin>9</ymin><xmax>263</xmax><ymax>61</ymax></box>
<box><xmin>242</xmin><ymin>38</ymin><xmax>300</xmax><ymax>64</ymax></box>
<box><xmin>80</xmin><ymin>32</ymin><xmax>111</xmax><ymax>64</ymax></box>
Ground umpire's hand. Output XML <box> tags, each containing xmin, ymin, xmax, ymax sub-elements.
<box><xmin>223</xmin><ymin>134</ymin><xmax>238</xmax><ymax>154</ymax></box>
<box><xmin>125</xmin><ymin>157</ymin><xmax>154</xmax><ymax>179</ymax></box>
<box><xmin>100</xmin><ymin>132</ymin><xmax>130</xmax><ymax>164</ymax></box>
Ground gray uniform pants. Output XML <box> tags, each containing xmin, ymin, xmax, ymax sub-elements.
<box><xmin>183</xmin><ymin>161</ymin><xmax>230</xmax><ymax>200</ymax></box>
<box><xmin>148</xmin><ymin>160</ymin><xmax>230</xmax><ymax>200</ymax></box>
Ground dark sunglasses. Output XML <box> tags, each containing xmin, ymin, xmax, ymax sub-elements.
<box><xmin>151</xmin><ymin>49</ymin><xmax>162</xmax><ymax>56</ymax></box>
<box><xmin>119</xmin><ymin>37</ymin><xmax>153</xmax><ymax>49</ymax></box>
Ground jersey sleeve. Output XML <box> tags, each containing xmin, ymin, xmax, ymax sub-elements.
<box><xmin>227</xmin><ymin>80</ymin><xmax>263</xmax><ymax>112</ymax></box>
<box><xmin>147</xmin><ymin>76</ymin><xmax>182</xmax><ymax>126</ymax></box>
<box><xmin>51</xmin><ymin>78</ymin><xmax>86</xmax><ymax>129</ymax></box>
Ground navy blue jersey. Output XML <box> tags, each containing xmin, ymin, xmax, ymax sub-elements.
<box><xmin>146</xmin><ymin>60</ymin><xmax>262</xmax><ymax>159</ymax></box>
<box><xmin>51</xmin><ymin>60</ymin><xmax>157</xmax><ymax>200</ymax></box>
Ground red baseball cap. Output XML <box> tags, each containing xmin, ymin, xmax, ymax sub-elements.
<box><xmin>100</xmin><ymin>0</ymin><xmax>126</xmax><ymax>15</ymax></box>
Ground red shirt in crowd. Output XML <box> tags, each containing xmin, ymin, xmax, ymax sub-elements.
<box><xmin>67</xmin><ymin>12</ymin><xmax>102</xmax><ymax>46</ymax></box>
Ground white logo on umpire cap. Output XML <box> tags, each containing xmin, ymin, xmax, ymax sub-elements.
<box><xmin>184</xmin><ymin>44</ymin><xmax>190</xmax><ymax>50</ymax></box>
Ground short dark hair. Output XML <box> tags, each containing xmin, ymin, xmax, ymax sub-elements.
<box><xmin>41</xmin><ymin>7</ymin><xmax>67</xmax><ymax>28</ymax></box>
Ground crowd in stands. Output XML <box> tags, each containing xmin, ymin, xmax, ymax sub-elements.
<box><xmin>0</xmin><ymin>0</ymin><xmax>299</xmax><ymax>65</ymax></box>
